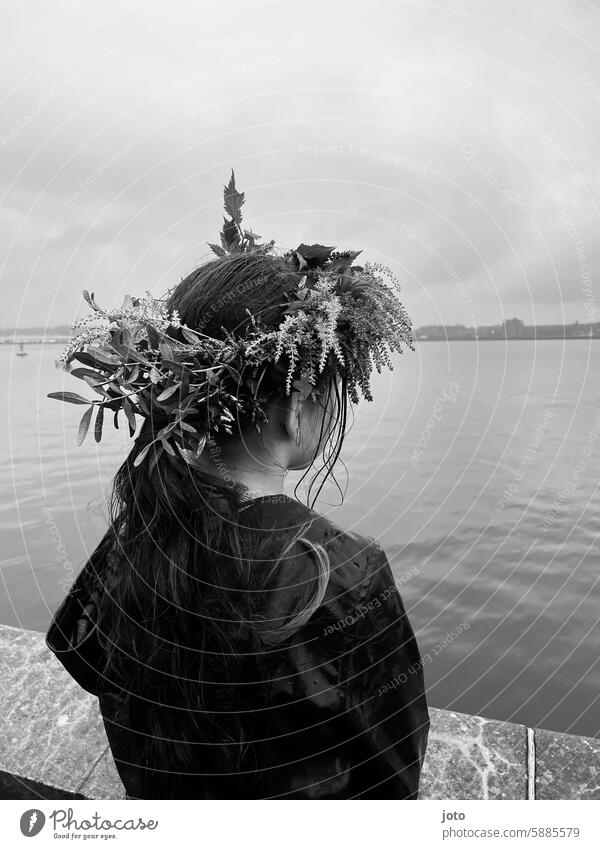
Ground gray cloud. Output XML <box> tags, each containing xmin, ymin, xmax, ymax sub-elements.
<box><xmin>1</xmin><ymin>0</ymin><xmax>599</xmax><ymax>328</ymax></box>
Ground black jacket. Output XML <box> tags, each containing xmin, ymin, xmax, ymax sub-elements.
<box><xmin>46</xmin><ymin>494</ymin><xmax>430</xmax><ymax>799</ymax></box>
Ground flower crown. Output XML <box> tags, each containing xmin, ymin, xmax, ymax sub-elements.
<box><xmin>49</xmin><ymin>171</ymin><xmax>414</xmax><ymax>472</ymax></box>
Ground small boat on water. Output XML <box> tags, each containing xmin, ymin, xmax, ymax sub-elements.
<box><xmin>16</xmin><ymin>342</ymin><xmax>28</xmax><ymax>357</ymax></box>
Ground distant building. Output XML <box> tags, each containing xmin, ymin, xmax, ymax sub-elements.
<box><xmin>475</xmin><ymin>325</ymin><xmax>504</xmax><ymax>340</ymax></box>
<box><xmin>503</xmin><ymin>317</ymin><xmax>524</xmax><ymax>339</ymax></box>
<box><xmin>415</xmin><ymin>324</ymin><xmax>475</xmax><ymax>341</ymax></box>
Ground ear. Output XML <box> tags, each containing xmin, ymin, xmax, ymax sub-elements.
<box><xmin>282</xmin><ymin>390</ymin><xmax>302</xmax><ymax>440</ymax></box>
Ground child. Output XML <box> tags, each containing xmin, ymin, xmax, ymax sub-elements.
<box><xmin>46</xmin><ymin>172</ymin><xmax>430</xmax><ymax>799</ymax></box>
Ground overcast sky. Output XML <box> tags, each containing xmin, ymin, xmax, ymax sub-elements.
<box><xmin>2</xmin><ymin>0</ymin><xmax>600</xmax><ymax>328</ymax></box>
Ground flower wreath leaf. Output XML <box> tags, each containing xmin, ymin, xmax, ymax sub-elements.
<box><xmin>82</xmin><ymin>290</ymin><xmax>104</xmax><ymax>313</ymax></box>
<box><xmin>156</xmin><ymin>383</ymin><xmax>181</xmax><ymax>402</ymax></box>
<box><xmin>48</xmin><ymin>391</ymin><xmax>91</xmax><ymax>405</ymax></box>
<box><xmin>86</xmin><ymin>347</ymin><xmax>120</xmax><ymax>365</ymax></box>
<box><xmin>148</xmin><ymin>444</ymin><xmax>163</xmax><ymax>477</ymax></box>
<box><xmin>158</xmin><ymin>341</ymin><xmax>175</xmax><ymax>360</ymax></box>
<box><xmin>122</xmin><ymin>398</ymin><xmax>137</xmax><ymax>436</ymax></box>
<box><xmin>133</xmin><ymin>442</ymin><xmax>153</xmax><ymax>467</ymax></box>
<box><xmin>77</xmin><ymin>405</ymin><xmax>94</xmax><ymax>446</ymax></box>
<box><xmin>161</xmin><ymin>438</ymin><xmax>176</xmax><ymax>457</ymax></box>
<box><xmin>94</xmin><ymin>405</ymin><xmax>105</xmax><ymax>443</ymax></box>
<box><xmin>223</xmin><ymin>169</ymin><xmax>245</xmax><ymax>223</ymax></box>
<box><xmin>295</xmin><ymin>244</ymin><xmax>335</xmax><ymax>267</ymax></box>
<box><xmin>207</xmin><ymin>242</ymin><xmax>226</xmax><ymax>258</ymax></box>
<box><xmin>221</xmin><ymin>217</ymin><xmax>241</xmax><ymax>250</ymax></box>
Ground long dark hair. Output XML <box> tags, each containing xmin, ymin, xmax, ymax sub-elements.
<box><xmin>88</xmin><ymin>253</ymin><xmax>349</xmax><ymax>794</ymax></box>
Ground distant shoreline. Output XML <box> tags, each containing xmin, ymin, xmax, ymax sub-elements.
<box><xmin>415</xmin><ymin>336</ymin><xmax>599</xmax><ymax>341</ymax></box>
<box><xmin>0</xmin><ymin>339</ymin><xmax>68</xmax><ymax>345</ymax></box>
<box><xmin>1</xmin><ymin>336</ymin><xmax>598</xmax><ymax>346</ymax></box>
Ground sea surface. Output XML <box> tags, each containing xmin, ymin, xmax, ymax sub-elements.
<box><xmin>1</xmin><ymin>341</ymin><xmax>598</xmax><ymax>738</ymax></box>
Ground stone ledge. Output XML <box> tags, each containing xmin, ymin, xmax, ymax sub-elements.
<box><xmin>420</xmin><ymin>708</ymin><xmax>527</xmax><ymax>799</ymax></box>
<box><xmin>535</xmin><ymin>728</ymin><xmax>600</xmax><ymax>800</ymax></box>
<box><xmin>0</xmin><ymin>624</ymin><xmax>598</xmax><ymax>800</ymax></box>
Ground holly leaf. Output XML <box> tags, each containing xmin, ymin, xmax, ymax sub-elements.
<box><xmin>255</xmin><ymin>238</ymin><xmax>275</xmax><ymax>255</ymax></box>
<box><xmin>223</xmin><ymin>169</ymin><xmax>245</xmax><ymax>223</ymax></box>
<box><xmin>294</xmin><ymin>251</ymin><xmax>307</xmax><ymax>271</ymax></box>
<box><xmin>207</xmin><ymin>242</ymin><xmax>226</xmax><ymax>257</ymax></box>
<box><xmin>295</xmin><ymin>244</ymin><xmax>336</xmax><ymax>268</ymax></box>
<box><xmin>243</xmin><ymin>228</ymin><xmax>260</xmax><ymax>245</ymax></box>
<box><xmin>329</xmin><ymin>250</ymin><xmax>362</xmax><ymax>273</ymax></box>
<box><xmin>221</xmin><ymin>217</ymin><xmax>241</xmax><ymax>251</ymax></box>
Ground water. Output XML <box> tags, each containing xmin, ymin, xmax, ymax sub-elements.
<box><xmin>1</xmin><ymin>341</ymin><xmax>598</xmax><ymax>738</ymax></box>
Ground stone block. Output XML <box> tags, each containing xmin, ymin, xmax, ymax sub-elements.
<box><xmin>420</xmin><ymin>707</ymin><xmax>527</xmax><ymax>799</ymax></box>
<box><xmin>0</xmin><ymin>624</ymin><xmax>107</xmax><ymax>797</ymax></box>
<box><xmin>535</xmin><ymin>727</ymin><xmax>600</xmax><ymax>800</ymax></box>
